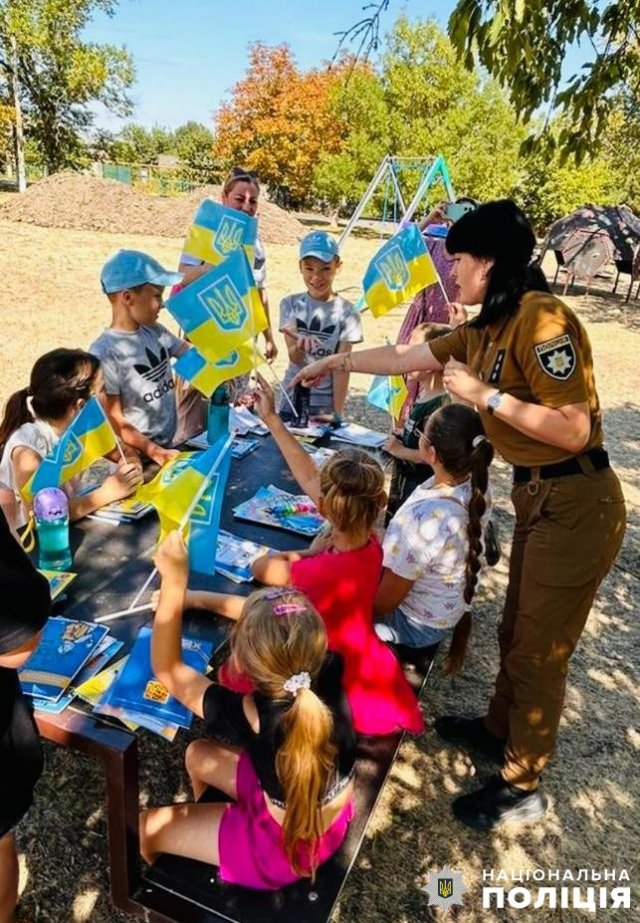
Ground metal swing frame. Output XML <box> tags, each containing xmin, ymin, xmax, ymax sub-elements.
<box><xmin>338</xmin><ymin>154</ymin><xmax>455</xmax><ymax>248</ymax></box>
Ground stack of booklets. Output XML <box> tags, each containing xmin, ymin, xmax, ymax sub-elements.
<box><xmin>215</xmin><ymin>530</ymin><xmax>270</xmax><ymax>583</ymax></box>
<box><xmin>95</xmin><ymin>627</ymin><xmax>214</xmax><ymax>741</ymax></box>
<box><xmin>90</xmin><ymin>498</ymin><xmax>153</xmax><ymax>523</ymax></box>
<box><xmin>332</xmin><ymin>421</ymin><xmax>387</xmax><ymax>448</ymax></box>
<box><xmin>233</xmin><ymin>484</ymin><xmax>324</xmax><ymax>536</ymax></box>
<box><xmin>19</xmin><ymin>617</ymin><xmax>122</xmax><ymax>714</ymax></box>
<box><xmin>38</xmin><ymin>569</ymin><xmax>76</xmax><ymax>602</ymax></box>
<box><xmin>229</xmin><ymin>405</ymin><xmax>269</xmax><ymax>436</ymax></box>
<box><xmin>187</xmin><ymin>432</ymin><xmax>260</xmax><ymax>458</ymax></box>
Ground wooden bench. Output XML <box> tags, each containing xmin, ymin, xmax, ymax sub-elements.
<box><xmin>135</xmin><ymin>646</ymin><xmax>439</xmax><ymax>923</ymax></box>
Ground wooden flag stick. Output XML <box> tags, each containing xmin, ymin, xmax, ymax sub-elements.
<box><xmin>265</xmin><ymin>362</ymin><xmax>298</xmax><ymax>416</ymax></box>
<box><xmin>95</xmin><ymin>602</ymin><xmax>153</xmax><ymax>624</ymax></box>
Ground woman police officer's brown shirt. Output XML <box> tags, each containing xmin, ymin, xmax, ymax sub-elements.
<box><xmin>428</xmin><ymin>291</ymin><xmax>603</xmax><ymax>466</ymax></box>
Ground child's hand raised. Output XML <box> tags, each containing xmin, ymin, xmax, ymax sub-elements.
<box><xmin>249</xmin><ymin>373</ymin><xmax>277</xmax><ymax>422</ymax></box>
<box><xmin>154</xmin><ymin>531</ymin><xmax>189</xmax><ymax>586</ymax></box>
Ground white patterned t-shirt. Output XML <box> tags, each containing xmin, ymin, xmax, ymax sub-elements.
<box><xmin>383</xmin><ymin>477</ymin><xmax>489</xmax><ymax>630</ymax></box>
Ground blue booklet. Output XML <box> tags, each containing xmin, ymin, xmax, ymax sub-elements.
<box><xmin>106</xmin><ymin>627</ymin><xmax>213</xmax><ymax>729</ymax></box>
<box><xmin>19</xmin><ymin>617</ymin><xmax>109</xmax><ymax>702</ymax></box>
<box><xmin>33</xmin><ymin>637</ymin><xmax>124</xmax><ymax>715</ymax></box>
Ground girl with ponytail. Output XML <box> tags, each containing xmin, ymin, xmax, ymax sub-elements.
<box><xmin>375</xmin><ymin>403</ymin><xmax>494</xmax><ymax>674</ymax></box>
<box><xmin>0</xmin><ymin>349</ymin><xmax>141</xmax><ymax>530</ymax></box>
<box><xmin>142</xmin><ymin>532</ymin><xmax>356</xmax><ymax>888</ymax></box>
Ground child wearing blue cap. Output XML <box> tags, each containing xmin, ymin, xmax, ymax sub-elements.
<box><xmin>280</xmin><ymin>232</ymin><xmax>362</xmax><ymax>420</ymax></box>
<box><xmin>90</xmin><ymin>250</ymin><xmax>203</xmax><ymax>466</ymax></box>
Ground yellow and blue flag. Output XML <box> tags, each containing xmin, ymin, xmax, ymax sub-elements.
<box><xmin>183</xmin><ymin>200</ymin><xmax>257</xmax><ymax>268</ymax></box>
<box><xmin>136</xmin><ymin>436</ymin><xmax>233</xmax><ymax>574</ymax></box>
<box><xmin>367</xmin><ymin>374</ymin><xmax>408</xmax><ymax>420</ymax></box>
<box><xmin>175</xmin><ymin>340</ymin><xmax>264</xmax><ymax>398</ymax></box>
<box><xmin>166</xmin><ymin>249</ymin><xmax>268</xmax><ymax>361</ymax></box>
<box><xmin>22</xmin><ymin>397</ymin><xmax>117</xmax><ymax>502</ymax></box>
<box><xmin>363</xmin><ymin>224</ymin><xmax>438</xmax><ymax>318</ymax></box>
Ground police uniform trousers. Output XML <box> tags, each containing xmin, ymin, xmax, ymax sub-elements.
<box><xmin>484</xmin><ymin>461</ymin><xmax>626</xmax><ymax>790</ymax></box>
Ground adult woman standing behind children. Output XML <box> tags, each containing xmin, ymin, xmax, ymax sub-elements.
<box><xmin>178</xmin><ymin>167</ymin><xmax>277</xmax><ymax>361</ymax></box>
<box><xmin>280</xmin><ymin>231</ymin><xmax>362</xmax><ymax>422</ymax></box>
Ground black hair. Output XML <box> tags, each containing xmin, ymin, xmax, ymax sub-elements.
<box><xmin>446</xmin><ymin>199</ymin><xmax>550</xmax><ymax>328</ymax></box>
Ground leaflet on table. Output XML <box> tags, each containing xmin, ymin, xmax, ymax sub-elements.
<box><xmin>89</xmin><ymin>498</ymin><xmax>154</xmax><ymax>522</ymax></box>
<box><xmin>229</xmin><ymin>405</ymin><xmax>269</xmax><ymax>436</ymax></box>
<box><xmin>33</xmin><ymin>637</ymin><xmax>123</xmax><ymax>715</ymax></box>
<box><xmin>300</xmin><ymin>444</ymin><xmax>337</xmax><ymax>467</ymax></box>
<box><xmin>106</xmin><ymin>627</ymin><xmax>213</xmax><ymax>729</ymax></box>
<box><xmin>284</xmin><ymin>421</ymin><xmax>330</xmax><ymax>439</ymax></box>
<box><xmin>19</xmin><ymin>617</ymin><xmax>109</xmax><ymax>702</ymax></box>
<box><xmin>332</xmin><ymin>421</ymin><xmax>387</xmax><ymax>447</ymax></box>
<box><xmin>233</xmin><ymin>484</ymin><xmax>324</xmax><ymax>536</ymax></box>
<box><xmin>38</xmin><ymin>569</ymin><xmax>77</xmax><ymax>601</ymax></box>
<box><xmin>215</xmin><ymin>529</ymin><xmax>270</xmax><ymax>583</ymax></box>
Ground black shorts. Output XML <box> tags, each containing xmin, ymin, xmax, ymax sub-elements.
<box><xmin>0</xmin><ymin>686</ymin><xmax>44</xmax><ymax>838</ymax></box>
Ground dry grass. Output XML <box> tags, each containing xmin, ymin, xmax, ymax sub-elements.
<box><xmin>1</xmin><ymin>221</ymin><xmax>638</xmax><ymax>922</ymax></box>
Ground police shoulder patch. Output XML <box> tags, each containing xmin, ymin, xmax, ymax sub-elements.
<box><xmin>533</xmin><ymin>334</ymin><xmax>576</xmax><ymax>380</ymax></box>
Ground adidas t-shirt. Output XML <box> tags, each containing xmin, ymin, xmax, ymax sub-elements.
<box><xmin>90</xmin><ymin>324</ymin><xmax>186</xmax><ymax>447</ymax></box>
<box><xmin>279</xmin><ymin>292</ymin><xmax>363</xmax><ymax>411</ymax></box>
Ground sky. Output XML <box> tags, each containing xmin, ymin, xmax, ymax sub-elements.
<box><xmin>83</xmin><ymin>0</ymin><xmax>460</xmax><ymax>131</ymax></box>
<box><xmin>84</xmin><ymin>0</ymin><xmax>591</xmax><ymax>133</ymax></box>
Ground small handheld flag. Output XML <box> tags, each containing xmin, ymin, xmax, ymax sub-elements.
<box><xmin>363</xmin><ymin>224</ymin><xmax>438</xmax><ymax>318</ymax></box>
<box><xmin>183</xmin><ymin>200</ymin><xmax>257</xmax><ymax>268</ymax></box>
<box><xmin>175</xmin><ymin>340</ymin><xmax>264</xmax><ymax>398</ymax></box>
<box><xmin>22</xmin><ymin>397</ymin><xmax>117</xmax><ymax>502</ymax></box>
<box><xmin>166</xmin><ymin>250</ymin><xmax>268</xmax><ymax>361</ymax></box>
<box><xmin>367</xmin><ymin>374</ymin><xmax>408</xmax><ymax>421</ymax></box>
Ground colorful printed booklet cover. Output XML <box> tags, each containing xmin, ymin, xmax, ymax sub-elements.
<box><xmin>106</xmin><ymin>627</ymin><xmax>213</xmax><ymax>729</ymax></box>
<box><xmin>332</xmin><ymin>421</ymin><xmax>387</xmax><ymax>448</ymax></box>
<box><xmin>19</xmin><ymin>617</ymin><xmax>109</xmax><ymax>702</ymax></box>
<box><xmin>38</xmin><ymin>569</ymin><xmax>77</xmax><ymax>601</ymax></box>
<box><xmin>215</xmin><ymin>529</ymin><xmax>270</xmax><ymax>583</ymax></box>
<box><xmin>33</xmin><ymin>637</ymin><xmax>123</xmax><ymax>715</ymax></box>
<box><xmin>90</xmin><ymin>497</ymin><xmax>154</xmax><ymax>522</ymax></box>
<box><xmin>233</xmin><ymin>484</ymin><xmax>324</xmax><ymax>536</ymax></box>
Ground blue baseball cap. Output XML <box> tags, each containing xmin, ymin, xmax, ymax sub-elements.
<box><xmin>299</xmin><ymin>231</ymin><xmax>340</xmax><ymax>263</ymax></box>
<box><xmin>100</xmin><ymin>249</ymin><xmax>183</xmax><ymax>294</ymax></box>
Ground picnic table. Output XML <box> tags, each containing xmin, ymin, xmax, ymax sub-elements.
<box><xmin>34</xmin><ymin>435</ymin><xmax>308</xmax><ymax>915</ymax></box>
<box><xmin>33</xmin><ymin>433</ymin><xmax>436</xmax><ymax>923</ymax></box>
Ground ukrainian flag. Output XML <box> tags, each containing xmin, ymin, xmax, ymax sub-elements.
<box><xmin>363</xmin><ymin>224</ymin><xmax>438</xmax><ymax>318</ymax></box>
<box><xmin>136</xmin><ymin>437</ymin><xmax>232</xmax><ymax>571</ymax></box>
<box><xmin>166</xmin><ymin>249</ymin><xmax>267</xmax><ymax>361</ymax></box>
<box><xmin>183</xmin><ymin>200</ymin><xmax>257</xmax><ymax>269</ymax></box>
<box><xmin>175</xmin><ymin>340</ymin><xmax>264</xmax><ymax>397</ymax></box>
<box><xmin>22</xmin><ymin>397</ymin><xmax>117</xmax><ymax>502</ymax></box>
<box><xmin>367</xmin><ymin>374</ymin><xmax>408</xmax><ymax>420</ymax></box>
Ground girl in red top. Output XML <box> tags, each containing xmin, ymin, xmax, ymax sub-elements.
<box><xmin>183</xmin><ymin>375</ymin><xmax>423</xmax><ymax>736</ymax></box>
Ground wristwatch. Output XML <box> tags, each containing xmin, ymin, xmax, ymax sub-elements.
<box><xmin>486</xmin><ymin>390</ymin><xmax>504</xmax><ymax>415</ymax></box>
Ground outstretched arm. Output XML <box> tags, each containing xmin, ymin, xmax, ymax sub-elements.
<box><xmin>151</xmin><ymin>532</ymin><xmax>212</xmax><ymax>719</ymax></box>
<box><xmin>291</xmin><ymin>342</ymin><xmax>442</xmax><ymax>390</ymax></box>
<box><xmin>251</xmin><ymin>373</ymin><xmax>321</xmax><ymax>504</ymax></box>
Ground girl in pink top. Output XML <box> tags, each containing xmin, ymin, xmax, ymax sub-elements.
<box><xmin>183</xmin><ymin>375</ymin><xmax>423</xmax><ymax>736</ymax></box>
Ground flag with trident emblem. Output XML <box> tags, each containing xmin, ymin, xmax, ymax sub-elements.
<box><xmin>362</xmin><ymin>224</ymin><xmax>438</xmax><ymax>318</ymax></box>
<box><xmin>182</xmin><ymin>199</ymin><xmax>257</xmax><ymax>269</ymax></box>
<box><xmin>165</xmin><ymin>249</ymin><xmax>268</xmax><ymax>360</ymax></box>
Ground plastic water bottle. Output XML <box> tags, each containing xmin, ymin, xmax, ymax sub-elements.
<box><xmin>34</xmin><ymin>487</ymin><xmax>73</xmax><ymax>571</ymax></box>
<box><xmin>207</xmin><ymin>384</ymin><xmax>230</xmax><ymax>443</ymax></box>
<box><xmin>293</xmin><ymin>383</ymin><xmax>310</xmax><ymax>428</ymax></box>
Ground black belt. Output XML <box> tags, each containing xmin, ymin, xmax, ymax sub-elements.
<box><xmin>513</xmin><ymin>448</ymin><xmax>610</xmax><ymax>484</ymax></box>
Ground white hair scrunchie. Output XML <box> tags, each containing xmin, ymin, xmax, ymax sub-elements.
<box><xmin>472</xmin><ymin>434</ymin><xmax>487</xmax><ymax>448</ymax></box>
<box><xmin>25</xmin><ymin>395</ymin><xmax>36</xmax><ymax>419</ymax></box>
<box><xmin>283</xmin><ymin>671</ymin><xmax>311</xmax><ymax>697</ymax></box>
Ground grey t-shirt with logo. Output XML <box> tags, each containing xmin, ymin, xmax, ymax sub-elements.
<box><xmin>279</xmin><ymin>292</ymin><xmax>363</xmax><ymax>412</ymax></box>
<box><xmin>90</xmin><ymin>324</ymin><xmax>185</xmax><ymax>446</ymax></box>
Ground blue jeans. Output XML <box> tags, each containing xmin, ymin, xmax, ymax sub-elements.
<box><xmin>375</xmin><ymin>608</ymin><xmax>447</xmax><ymax>648</ymax></box>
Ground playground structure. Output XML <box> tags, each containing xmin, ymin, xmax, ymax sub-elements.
<box><xmin>338</xmin><ymin>154</ymin><xmax>455</xmax><ymax>248</ymax></box>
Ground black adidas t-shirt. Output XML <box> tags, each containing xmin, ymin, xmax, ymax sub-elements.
<box><xmin>0</xmin><ymin>511</ymin><xmax>51</xmax><ymax>835</ymax></box>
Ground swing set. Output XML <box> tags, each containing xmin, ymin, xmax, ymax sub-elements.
<box><xmin>338</xmin><ymin>154</ymin><xmax>455</xmax><ymax>248</ymax></box>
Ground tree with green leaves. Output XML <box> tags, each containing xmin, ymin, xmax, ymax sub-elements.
<box><xmin>0</xmin><ymin>0</ymin><xmax>134</xmax><ymax>172</ymax></box>
<box><xmin>174</xmin><ymin>121</ymin><xmax>220</xmax><ymax>184</ymax></box>
<box><xmin>448</xmin><ymin>0</ymin><xmax>640</xmax><ymax>162</ymax></box>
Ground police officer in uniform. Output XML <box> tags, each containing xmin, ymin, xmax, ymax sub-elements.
<box><xmin>291</xmin><ymin>200</ymin><xmax>626</xmax><ymax>829</ymax></box>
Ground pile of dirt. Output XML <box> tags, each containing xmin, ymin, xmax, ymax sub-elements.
<box><xmin>0</xmin><ymin>172</ymin><xmax>303</xmax><ymax>245</ymax></box>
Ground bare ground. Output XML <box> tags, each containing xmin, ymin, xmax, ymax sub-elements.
<box><xmin>1</xmin><ymin>221</ymin><xmax>638</xmax><ymax>922</ymax></box>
